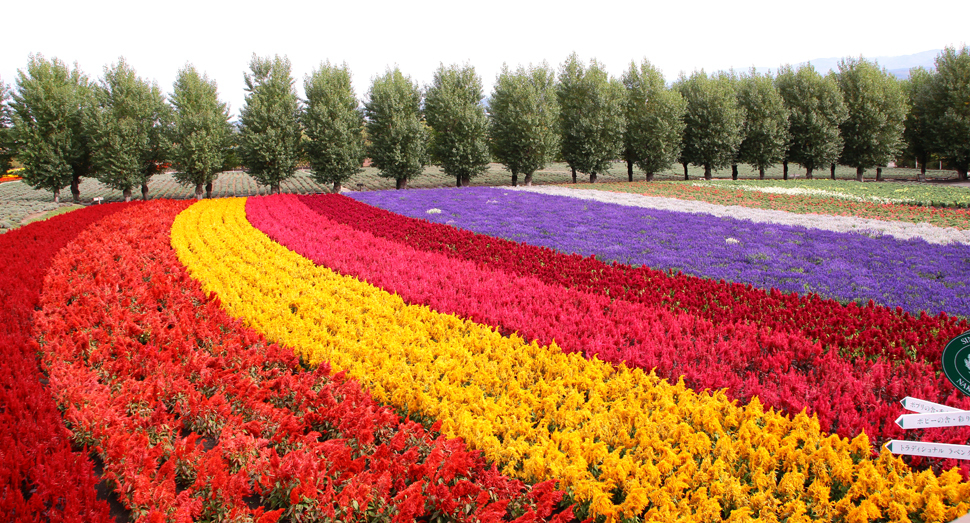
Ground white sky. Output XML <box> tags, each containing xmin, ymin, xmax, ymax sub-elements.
<box><xmin>3</xmin><ymin>0</ymin><xmax>967</xmax><ymax>119</ymax></box>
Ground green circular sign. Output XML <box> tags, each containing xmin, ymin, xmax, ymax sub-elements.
<box><xmin>942</xmin><ymin>331</ymin><xmax>970</xmax><ymax>397</ymax></box>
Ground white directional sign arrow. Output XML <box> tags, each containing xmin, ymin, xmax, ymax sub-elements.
<box><xmin>900</xmin><ymin>396</ymin><xmax>966</xmax><ymax>414</ymax></box>
<box><xmin>885</xmin><ymin>440</ymin><xmax>970</xmax><ymax>460</ymax></box>
<box><xmin>895</xmin><ymin>411</ymin><xmax>970</xmax><ymax>430</ymax></box>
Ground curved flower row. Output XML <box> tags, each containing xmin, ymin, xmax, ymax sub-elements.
<box><xmin>246</xmin><ymin>194</ymin><xmax>970</xmax><ymax>454</ymax></box>
<box><xmin>302</xmin><ymin>193</ymin><xmax>968</xmax><ymax>376</ymax></box>
<box><xmin>0</xmin><ymin>202</ymin><xmax>125</xmax><ymax>521</ymax></box>
<box><xmin>34</xmin><ymin>200</ymin><xmax>569</xmax><ymax>522</ymax></box>
<box><xmin>171</xmin><ymin>197</ymin><xmax>970</xmax><ymax>522</ymax></box>
<box><xmin>351</xmin><ymin>187</ymin><xmax>970</xmax><ymax>317</ymax></box>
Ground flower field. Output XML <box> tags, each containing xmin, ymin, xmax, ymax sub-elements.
<box><xmin>4</xmin><ymin>185</ymin><xmax>970</xmax><ymax>522</ymax></box>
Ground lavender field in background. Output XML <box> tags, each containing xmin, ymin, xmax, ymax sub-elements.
<box><xmin>351</xmin><ymin>187</ymin><xmax>970</xmax><ymax>317</ymax></box>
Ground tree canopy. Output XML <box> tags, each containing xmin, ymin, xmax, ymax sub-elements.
<box><xmin>301</xmin><ymin>61</ymin><xmax>366</xmax><ymax>193</ymax></box>
<box><xmin>364</xmin><ymin>67</ymin><xmax>428</xmax><ymax>189</ymax></box>
<box><xmin>927</xmin><ymin>45</ymin><xmax>970</xmax><ymax>180</ymax></box>
<box><xmin>239</xmin><ymin>54</ymin><xmax>301</xmax><ymax>194</ymax></box>
<box><xmin>621</xmin><ymin>59</ymin><xmax>686</xmax><ymax>181</ymax></box>
<box><xmin>168</xmin><ymin>64</ymin><xmax>233</xmax><ymax>199</ymax></box>
<box><xmin>775</xmin><ymin>64</ymin><xmax>847</xmax><ymax>178</ymax></box>
<box><xmin>425</xmin><ymin>63</ymin><xmax>490</xmax><ymax>187</ymax></box>
<box><xmin>88</xmin><ymin>57</ymin><xmax>169</xmax><ymax>201</ymax></box>
<box><xmin>737</xmin><ymin>69</ymin><xmax>789</xmax><ymax>178</ymax></box>
<box><xmin>558</xmin><ymin>53</ymin><xmax>625</xmax><ymax>183</ymax></box>
<box><xmin>10</xmin><ymin>54</ymin><xmax>95</xmax><ymax>203</ymax></box>
<box><xmin>677</xmin><ymin>70</ymin><xmax>745</xmax><ymax>179</ymax></box>
<box><xmin>0</xmin><ymin>77</ymin><xmax>14</xmax><ymax>175</ymax></box>
<box><xmin>836</xmin><ymin>57</ymin><xmax>908</xmax><ymax>181</ymax></box>
<box><xmin>488</xmin><ymin>63</ymin><xmax>559</xmax><ymax>186</ymax></box>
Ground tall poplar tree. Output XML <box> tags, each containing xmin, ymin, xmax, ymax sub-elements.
<box><xmin>10</xmin><ymin>54</ymin><xmax>94</xmax><ymax>203</ymax></box>
<box><xmin>775</xmin><ymin>64</ymin><xmax>847</xmax><ymax>179</ymax></box>
<box><xmin>301</xmin><ymin>61</ymin><xmax>366</xmax><ymax>193</ymax></box>
<box><xmin>621</xmin><ymin>59</ymin><xmax>686</xmax><ymax>181</ymax></box>
<box><xmin>425</xmin><ymin>63</ymin><xmax>490</xmax><ymax>187</ymax></box>
<box><xmin>836</xmin><ymin>57</ymin><xmax>908</xmax><ymax>182</ymax></box>
<box><xmin>239</xmin><ymin>54</ymin><xmax>301</xmax><ymax>194</ymax></box>
<box><xmin>488</xmin><ymin>63</ymin><xmax>559</xmax><ymax>187</ymax></box>
<box><xmin>927</xmin><ymin>45</ymin><xmax>970</xmax><ymax>181</ymax></box>
<box><xmin>677</xmin><ymin>71</ymin><xmax>745</xmax><ymax>180</ymax></box>
<box><xmin>364</xmin><ymin>67</ymin><xmax>428</xmax><ymax>190</ymax></box>
<box><xmin>903</xmin><ymin>67</ymin><xmax>935</xmax><ymax>181</ymax></box>
<box><xmin>168</xmin><ymin>64</ymin><xmax>232</xmax><ymax>199</ymax></box>
<box><xmin>558</xmin><ymin>53</ymin><xmax>625</xmax><ymax>183</ymax></box>
<box><xmin>89</xmin><ymin>58</ymin><xmax>169</xmax><ymax>201</ymax></box>
<box><xmin>737</xmin><ymin>69</ymin><xmax>789</xmax><ymax>179</ymax></box>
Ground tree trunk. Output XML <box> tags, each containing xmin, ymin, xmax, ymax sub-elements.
<box><xmin>396</xmin><ymin>178</ymin><xmax>407</xmax><ymax>190</ymax></box>
<box><xmin>571</xmin><ymin>167</ymin><xmax>577</xmax><ymax>184</ymax></box>
<box><xmin>805</xmin><ymin>166</ymin><xmax>813</xmax><ymax>179</ymax></box>
<box><xmin>704</xmin><ymin>164</ymin><xmax>712</xmax><ymax>180</ymax></box>
<box><xmin>71</xmin><ymin>174</ymin><xmax>80</xmax><ymax>203</ymax></box>
<box><xmin>856</xmin><ymin>166</ymin><xmax>864</xmax><ymax>182</ymax></box>
<box><xmin>919</xmin><ymin>163</ymin><xmax>926</xmax><ymax>182</ymax></box>
<box><xmin>627</xmin><ymin>159</ymin><xmax>633</xmax><ymax>182</ymax></box>
<box><xmin>141</xmin><ymin>181</ymin><xmax>149</xmax><ymax>201</ymax></box>
<box><xmin>333</xmin><ymin>180</ymin><xmax>342</xmax><ymax>193</ymax></box>
<box><xmin>461</xmin><ymin>174</ymin><xmax>470</xmax><ymax>187</ymax></box>
<box><xmin>123</xmin><ymin>188</ymin><xmax>132</xmax><ymax>202</ymax></box>
<box><xmin>876</xmin><ymin>167</ymin><xmax>883</xmax><ymax>181</ymax></box>
<box><xmin>783</xmin><ymin>161</ymin><xmax>788</xmax><ymax>180</ymax></box>
<box><xmin>206</xmin><ymin>181</ymin><xmax>213</xmax><ymax>199</ymax></box>
<box><xmin>759</xmin><ymin>167</ymin><xmax>765</xmax><ymax>179</ymax></box>
<box><xmin>195</xmin><ymin>183</ymin><xmax>204</xmax><ymax>200</ymax></box>
<box><xmin>731</xmin><ymin>164</ymin><xmax>738</xmax><ymax>180</ymax></box>
<box><xmin>683</xmin><ymin>162</ymin><xmax>689</xmax><ymax>180</ymax></box>
<box><xmin>589</xmin><ymin>172</ymin><xmax>597</xmax><ymax>183</ymax></box>
<box><xmin>524</xmin><ymin>172</ymin><xmax>533</xmax><ymax>186</ymax></box>
<box><xmin>53</xmin><ymin>188</ymin><xmax>60</xmax><ymax>204</ymax></box>
<box><xmin>511</xmin><ymin>173</ymin><xmax>518</xmax><ymax>187</ymax></box>
<box><xmin>830</xmin><ymin>163</ymin><xmax>836</xmax><ymax>180</ymax></box>
<box><xmin>957</xmin><ymin>165</ymin><xmax>969</xmax><ymax>181</ymax></box>
<box><xmin>646</xmin><ymin>171</ymin><xmax>655</xmax><ymax>182</ymax></box>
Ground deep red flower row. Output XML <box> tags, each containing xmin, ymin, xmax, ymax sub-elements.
<box><xmin>1</xmin><ymin>203</ymin><xmax>125</xmax><ymax>521</ymax></box>
<box><xmin>31</xmin><ymin>201</ymin><xmax>573</xmax><ymax>522</ymax></box>
<box><xmin>292</xmin><ymin>194</ymin><xmax>970</xmax><ymax>472</ymax></box>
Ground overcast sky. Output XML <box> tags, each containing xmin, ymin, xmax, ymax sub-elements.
<box><xmin>3</xmin><ymin>0</ymin><xmax>967</xmax><ymax>119</ymax></box>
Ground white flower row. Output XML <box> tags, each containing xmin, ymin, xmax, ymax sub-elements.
<box><xmin>689</xmin><ymin>181</ymin><xmax>902</xmax><ymax>204</ymax></box>
<box><xmin>506</xmin><ymin>186</ymin><xmax>970</xmax><ymax>245</ymax></box>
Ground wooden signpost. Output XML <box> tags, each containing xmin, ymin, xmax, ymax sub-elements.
<box><xmin>884</xmin><ymin>332</ymin><xmax>970</xmax><ymax>522</ymax></box>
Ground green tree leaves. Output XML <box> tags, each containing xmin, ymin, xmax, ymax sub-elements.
<box><xmin>425</xmin><ymin>63</ymin><xmax>490</xmax><ymax>187</ymax></box>
<box><xmin>168</xmin><ymin>64</ymin><xmax>233</xmax><ymax>199</ymax></box>
<box><xmin>88</xmin><ymin>58</ymin><xmax>169</xmax><ymax>201</ymax></box>
<box><xmin>487</xmin><ymin>63</ymin><xmax>559</xmax><ymax>186</ymax></box>
<box><xmin>558</xmin><ymin>53</ymin><xmax>625</xmax><ymax>183</ymax></box>
<box><xmin>364</xmin><ymin>68</ymin><xmax>428</xmax><ymax>189</ymax></box>
<box><xmin>927</xmin><ymin>46</ymin><xmax>970</xmax><ymax>180</ymax></box>
<box><xmin>301</xmin><ymin>62</ymin><xmax>366</xmax><ymax>193</ymax></box>
<box><xmin>836</xmin><ymin>57</ymin><xmax>908</xmax><ymax>180</ymax></box>
<box><xmin>0</xmin><ymin>77</ymin><xmax>13</xmax><ymax>175</ymax></box>
<box><xmin>10</xmin><ymin>54</ymin><xmax>94</xmax><ymax>203</ymax></box>
<box><xmin>677</xmin><ymin>71</ymin><xmax>745</xmax><ymax>179</ymax></box>
<box><xmin>776</xmin><ymin>64</ymin><xmax>847</xmax><ymax>177</ymax></box>
<box><xmin>622</xmin><ymin>59</ymin><xmax>686</xmax><ymax>181</ymax></box>
<box><xmin>737</xmin><ymin>69</ymin><xmax>789</xmax><ymax>178</ymax></box>
<box><xmin>239</xmin><ymin>54</ymin><xmax>301</xmax><ymax>194</ymax></box>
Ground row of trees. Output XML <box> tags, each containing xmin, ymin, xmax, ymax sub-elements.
<box><xmin>1</xmin><ymin>47</ymin><xmax>968</xmax><ymax>203</ymax></box>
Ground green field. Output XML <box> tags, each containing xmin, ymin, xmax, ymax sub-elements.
<box><xmin>1</xmin><ymin>163</ymin><xmax>967</xmax><ymax>232</ymax></box>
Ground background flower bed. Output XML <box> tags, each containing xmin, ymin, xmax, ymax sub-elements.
<box><xmin>351</xmin><ymin>187</ymin><xmax>970</xmax><ymax>317</ymax></box>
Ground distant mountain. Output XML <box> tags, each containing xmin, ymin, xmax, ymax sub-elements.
<box><xmin>749</xmin><ymin>50</ymin><xmax>941</xmax><ymax>79</ymax></box>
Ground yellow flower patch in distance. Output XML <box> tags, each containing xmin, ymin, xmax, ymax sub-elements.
<box><xmin>170</xmin><ymin>198</ymin><xmax>970</xmax><ymax>523</ymax></box>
